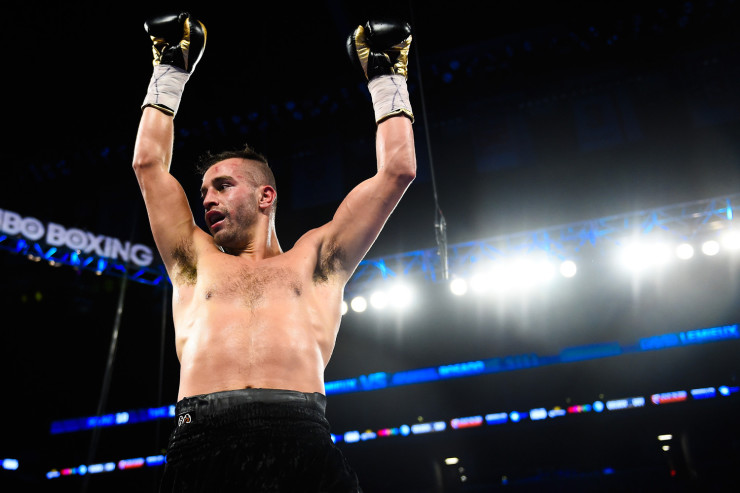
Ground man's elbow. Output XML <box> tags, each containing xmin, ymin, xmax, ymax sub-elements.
<box><xmin>398</xmin><ymin>166</ymin><xmax>416</xmax><ymax>186</ymax></box>
<box><xmin>131</xmin><ymin>152</ymin><xmax>162</xmax><ymax>178</ymax></box>
<box><xmin>396</xmin><ymin>156</ymin><xmax>417</xmax><ymax>185</ymax></box>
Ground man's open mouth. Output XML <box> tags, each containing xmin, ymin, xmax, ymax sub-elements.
<box><xmin>206</xmin><ymin>210</ymin><xmax>226</xmax><ymax>229</ymax></box>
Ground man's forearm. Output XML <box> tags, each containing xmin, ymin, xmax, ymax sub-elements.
<box><xmin>376</xmin><ymin>116</ymin><xmax>416</xmax><ymax>179</ymax></box>
<box><xmin>133</xmin><ymin>107</ymin><xmax>175</xmax><ymax>173</ymax></box>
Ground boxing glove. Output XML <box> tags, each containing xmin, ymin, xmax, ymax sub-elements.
<box><xmin>347</xmin><ymin>19</ymin><xmax>412</xmax><ymax>81</ymax></box>
<box><xmin>347</xmin><ymin>19</ymin><xmax>414</xmax><ymax>124</ymax></box>
<box><xmin>145</xmin><ymin>12</ymin><xmax>206</xmax><ymax>74</ymax></box>
<box><xmin>142</xmin><ymin>12</ymin><xmax>206</xmax><ymax>116</ymax></box>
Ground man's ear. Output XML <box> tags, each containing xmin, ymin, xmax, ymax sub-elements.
<box><xmin>258</xmin><ymin>185</ymin><xmax>277</xmax><ymax>211</ymax></box>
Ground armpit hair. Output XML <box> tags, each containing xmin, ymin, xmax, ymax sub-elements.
<box><xmin>313</xmin><ymin>239</ymin><xmax>344</xmax><ymax>284</ymax></box>
<box><xmin>171</xmin><ymin>239</ymin><xmax>197</xmax><ymax>285</ymax></box>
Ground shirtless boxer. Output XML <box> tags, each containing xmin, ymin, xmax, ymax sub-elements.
<box><xmin>132</xmin><ymin>12</ymin><xmax>416</xmax><ymax>492</ymax></box>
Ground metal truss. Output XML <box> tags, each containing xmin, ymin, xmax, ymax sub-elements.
<box><xmin>343</xmin><ymin>193</ymin><xmax>738</xmax><ymax>296</ymax></box>
<box><xmin>1</xmin><ymin>194</ymin><xmax>736</xmax><ymax>293</ymax></box>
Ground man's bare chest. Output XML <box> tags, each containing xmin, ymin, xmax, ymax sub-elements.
<box><xmin>193</xmin><ymin>261</ymin><xmax>308</xmax><ymax>308</ymax></box>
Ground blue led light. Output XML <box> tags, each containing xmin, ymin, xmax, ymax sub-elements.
<box><xmin>2</xmin><ymin>459</ymin><xmax>19</xmax><ymax>471</ymax></box>
<box><xmin>485</xmin><ymin>412</ymin><xmax>508</xmax><ymax>425</ymax></box>
<box><xmin>411</xmin><ymin>423</ymin><xmax>433</xmax><ymax>434</ymax></box>
<box><xmin>438</xmin><ymin>360</ymin><xmax>485</xmax><ymax>378</ymax></box>
<box><xmin>400</xmin><ymin>425</ymin><xmax>411</xmax><ymax>436</ymax></box>
<box><xmin>719</xmin><ymin>386</ymin><xmax>730</xmax><ymax>396</ymax></box>
<box><xmin>679</xmin><ymin>325</ymin><xmax>739</xmax><ymax>345</ymax></box>
<box><xmin>509</xmin><ymin>411</ymin><xmax>521</xmax><ymax>422</ymax></box>
<box><xmin>344</xmin><ymin>431</ymin><xmax>360</xmax><ymax>444</ymax></box>
<box><xmin>325</xmin><ymin>378</ymin><xmax>358</xmax><ymax>395</ymax></box>
<box><xmin>529</xmin><ymin>408</ymin><xmax>547</xmax><ymax>421</ymax></box>
<box><xmin>43</xmin><ymin>247</ymin><xmax>57</xmax><ymax>259</ymax></box>
<box><xmin>146</xmin><ymin>455</ymin><xmax>165</xmax><ymax>466</ymax></box>
<box><xmin>593</xmin><ymin>401</ymin><xmax>605</xmax><ymax>412</ymax></box>
<box><xmin>548</xmin><ymin>408</ymin><xmax>566</xmax><ymax>418</ymax></box>
<box><xmin>690</xmin><ymin>387</ymin><xmax>716</xmax><ymax>399</ymax></box>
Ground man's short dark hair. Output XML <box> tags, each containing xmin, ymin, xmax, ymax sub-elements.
<box><xmin>196</xmin><ymin>144</ymin><xmax>276</xmax><ymax>191</ymax></box>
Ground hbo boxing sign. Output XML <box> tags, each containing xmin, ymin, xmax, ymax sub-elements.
<box><xmin>0</xmin><ymin>208</ymin><xmax>154</xmax><ymax>267</ymax></box>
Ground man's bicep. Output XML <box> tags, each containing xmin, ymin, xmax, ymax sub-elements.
<box><xmin>139</xmin><ymin>168</ymin><xmax>200</xmax><ymax>268</ymax></box>
<box><xmin>327</xmin><ymin>172</ymin><xmax>411</xmax><ymax>275</ymax></box>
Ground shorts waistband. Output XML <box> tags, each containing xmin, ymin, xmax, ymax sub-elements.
<box><xmin>175</xmin><ymin>388</ymin><xmax>327</xmax><ymax>416</ymax></box>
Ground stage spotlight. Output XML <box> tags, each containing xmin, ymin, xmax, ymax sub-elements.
<box><xmin>620</xmin><ymin>242</ymin><xmax>671</xmax><ymax>271</ymax></box>
<box><xmin>512</xmin><ymin>258</ymin><xmax>555</xmax><ymax>288</ymax></box>
<box><xmin>489</xmin><ymin>264</ymin><xmax>512</xmax><ymax>292</ymax></box>
<box><xmin>469</xmin><ymin>273</ymin><xmax>491</xmax><ymax>294</ymax></box>
<box><xmin>389</xmin><ymin>283</ymin><xmax>413</xmax><ymax>308</ymax></box>
<box><xmin>675</xmin><ymin>243</ymin><xmax>694</xmax><ymax>260</ymax></box>
<box><xmin>350</xmin><ymin>296</ymin><xmax>367</xmax><ymax>313</ymax></box>
<box><xmin>722</xmin><ymin>231</ymin><xmax>740</xmax><ymax>250</ymax></box>
<box><xmin>701</xmin><ymin>240</ymin><xmax>720</xmax><ymax>256</ymax></box>
<box><xmin>341</xmin><ymin>301</ymin><xmax>348</xmax><ymax>315</ymax></box>
<box><xmin>559</xmin><ymin>260</ymin><xmax>577</xmax><ymax>278</ymax></box>
<box><xmin>449</xmin><ymin>278</ymin><xmax>468</xmax><ymax>296</ymax></box>
<box><xmin>533</xmin><ymin>259</ymin><xmax>556</xmax><ymax>283</ymax></box>
<box><xmin>370</xmin><ymin>290</ymin><xmax>389</xmax><ymax>310</ymax></box>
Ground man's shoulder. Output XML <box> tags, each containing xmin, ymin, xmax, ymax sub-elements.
<box><xmin>290</xmin><ymin>226</ymin><xmax>329</xmax><ymax>250</ymax></box>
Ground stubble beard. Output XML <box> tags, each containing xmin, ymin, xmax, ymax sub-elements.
<box><xmin>212</xmin><ymin>207</ymin><xmax>259</xmax><ymax>251</ymax></box>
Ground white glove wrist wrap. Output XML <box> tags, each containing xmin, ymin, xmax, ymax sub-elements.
<box><xmin>368</xmin><ymin>74</ymin><xmax>414</xmax><ymax>124</ymax></box>
<box><xmin>142</xmin><ymin>64</ymin><xmax>190</xmax><ymax>116</ymax></box>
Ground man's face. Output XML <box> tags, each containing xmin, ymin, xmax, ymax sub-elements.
<box><xmin>200</xmin><ymin>158</ymin><xmax>260</xmax><ymax>248</ymax></box>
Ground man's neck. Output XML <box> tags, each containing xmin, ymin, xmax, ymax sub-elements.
<box><xmin>218</xmin><ymin>224</ymin><xmax>282</xmax><ymax>259</ymax></box>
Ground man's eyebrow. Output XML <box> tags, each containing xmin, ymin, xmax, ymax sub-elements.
<box><xmin>200</xmin><ymin>175</ymin><xmax>234</xmax><ymax>196</ymax></box>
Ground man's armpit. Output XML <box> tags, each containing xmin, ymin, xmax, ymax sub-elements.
<box><xmin>313</xmin><ymin>239</ymin><xmax>345</xmax><ymax>284</ymax></box>
<box><xmin>171</xmin><ymin>239</ymin><xmax>197</xmax><ymax>285</ymax></box>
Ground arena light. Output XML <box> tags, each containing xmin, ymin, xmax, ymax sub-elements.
<box><xmin>341</xmin><ymin>301</ymin><xmax>348</xmax><ymax>315</ymax></box>
<box><xmin>675</xmin><ymin>243</ymin><xmax>694</xmax><ymax>260</ymax></box>
<box><xmin>619</xmin><ymin>241</ymin><xmax>672</xmax><ymax>271</ymax></box>
<box><xmin>350</xmin><ymin>296</ymin><xmax>367</xmax><ymax>313</ymax></box>
<box><xmin>701</xmin><ymin>240</ymin><xmax>720</xmax><ymax>256</ymax></box>
<box><xmin>370</xmin><ymin>290</ymin><xmax>389</xmax><ymax>310</ymax></box>
<box><xmin>488</xmin><ymin>263</ymin><xmax>516</xmax><ymax>292</ymax></box>
<box><xmin>449</xmin><ymin>278</ymin><xmax>468</xmax><ymax>296</ymax></box>
<box><xmin>721</xmin><ymin>231</ymin><xmax>740</xmax><ymax>250</ymax></box>
<box><xmin>469</xmin><ymin>272</ymin><xmax>492</xmax><ymax>294</ymax></box>
<box><xmin>559</xmin><ymin>260</ymin><xmax>577</xmax><ymax>278</ymax></box>
<box><xmin>506</xmin><ymin>257</ymin><xmax>555</xmax><ymax>290</ymax></box>
<box><xmin>529</xmin><ymin>259</ymin><xmax>556</xmax><ymax>284</ymax></box>
<box><xmin>388</xmin><ymin>283</ymin><xmax>414</xmax><ymax>309</ymax></box>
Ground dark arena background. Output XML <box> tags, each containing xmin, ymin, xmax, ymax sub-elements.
<box><xmin>2</xmin><ymin>1</ymin><xmax>739</xmax><ymax>492</ymax></box>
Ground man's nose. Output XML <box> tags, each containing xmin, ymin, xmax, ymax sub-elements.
<box><xmin>202</xmin><ymin>189</ymin><xmax>217</xmax><ymax>209</ymax></box>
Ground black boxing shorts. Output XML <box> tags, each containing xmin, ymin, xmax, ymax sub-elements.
<box><xmin>159</xmin><ymin>388</ymin><xmax>362</xmax><ymax>493</ymax></box>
